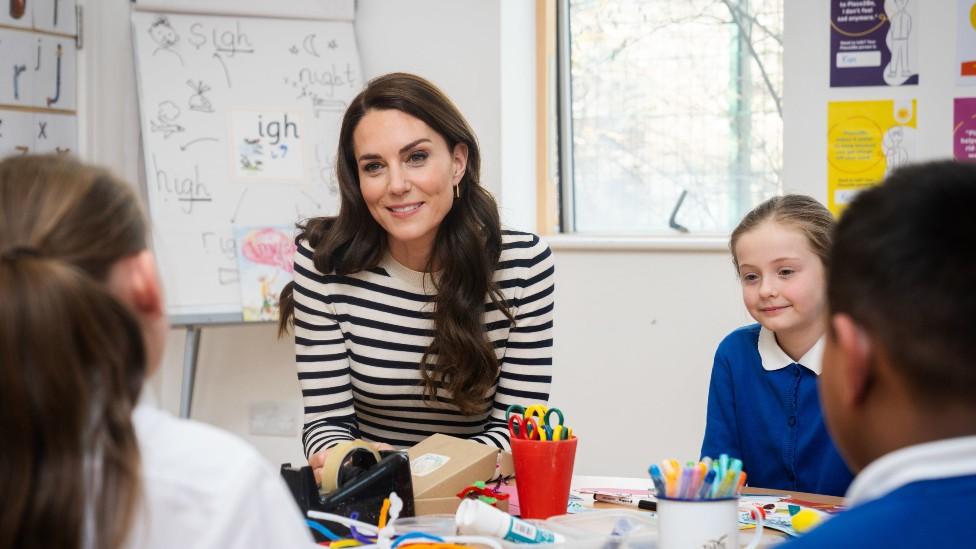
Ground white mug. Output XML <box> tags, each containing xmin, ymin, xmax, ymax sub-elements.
<box><xmin>657</xmin><ymin>497</ymin><xmax>763</xmax><ymax>549</ymax></box>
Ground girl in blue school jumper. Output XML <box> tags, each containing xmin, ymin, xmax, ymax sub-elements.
<box><xmin>701</xmin><ymin>195</ymin><xmax>853</xmax><ymax>496</ymax></box>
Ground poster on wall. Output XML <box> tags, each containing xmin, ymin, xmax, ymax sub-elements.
<box><xmin>953</xmin><ymin>98</ymin><xmax>976</xmax><ymax>161</ymax></box>
<box><xmin>830</xmin><ymin>0</ymin><xmax>918</xmax><ymax>87</ymax></box>
<box><xmin>827</xmin><ymin>99</ymin><xmax>917</xmax><ymax>214</ymax></box>
<box><xmin>958</xmin><ymin>0</ymin><xmax>976</xmax><ymax>85</ymax></box>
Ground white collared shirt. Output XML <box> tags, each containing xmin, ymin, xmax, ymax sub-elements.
<box><xmin>845</xmin><ymin>435</ymin><xmax>976</xmax><ymax>507</ymax></box>
<box><xmin>125</xmin><ymin>399</ymin><xmax>315</xmax><ymax>548</ymax></box>
<box><xmin>757</xmin><ymin>326</ymin><xmax>824</xmax><ymax>374</ymax></box>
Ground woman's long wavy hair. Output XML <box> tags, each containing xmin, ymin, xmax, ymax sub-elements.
<box><xmin>0</xmin><ymin>154</ymin><xmax>148</xmax><ymax>549</ymax></box>
<box><xmin>279</xmin><ymin>73</ymin><xmax>513</xmax><ymax>415</ymax></box>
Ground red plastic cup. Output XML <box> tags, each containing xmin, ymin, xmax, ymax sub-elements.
<box><xmin>510</xmin><ymin>436</ymin><xmax>578</xmax><ymax>519</ymax></box>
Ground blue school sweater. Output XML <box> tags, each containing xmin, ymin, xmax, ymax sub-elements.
<box><xmin>779</xmin><ymin>475</ymin><xmax>976</xmax><ymax>548</ymax></box>
<box><xmin>700</xmin><ymin>324</ymin><xmax>853</xmax><ymax>496</ymax></box>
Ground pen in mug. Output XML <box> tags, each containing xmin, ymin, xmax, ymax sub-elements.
<box><xmin>678</xmin><ymin>467</ymin><xmax>693</xmax><ymax>498</ymax></box>
<box><xmin>648</xmin><ymin>464</ymin><xmax>667</xmax><ymax>496</ymax></box>
<box><xmin>697</xmin><ymin>469</ymin><xmax>717</xmax><ymax>499</ymax></box>
<box><xmin>714</xmin><ymin>469</ymin><xmax>736</xmax><ymax>498</ymax></box>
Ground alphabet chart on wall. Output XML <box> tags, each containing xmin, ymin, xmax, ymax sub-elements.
<box><xmin>131</xmin><ymin>9</ymin><xmax>361</xmax><ymax>323</ymax></box>
<box><xmin>0</xmin><ymin>0</ymin><xmax>79</xmax><ymax>158</ymax></box>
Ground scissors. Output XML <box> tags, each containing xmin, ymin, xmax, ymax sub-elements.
<box><xmin>522</xmin><ymin>405</ymin><xmax>573</xmax><ymax>441</ymax></box>
<box><xmin>507</xmin><ymin>414</ymin><xmax>541</xmax><ymax>440</ymax></box>
<box><xmin>505</xmin><ymin>404</ymin><xmax>526</xmax><ymax>421</ymax></box>
<box><xmin>537</xmin><ymin>407</ymin><xmax>573</xmax><ymax>441</ymax></box>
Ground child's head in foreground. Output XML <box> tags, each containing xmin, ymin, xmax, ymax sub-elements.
<box><xmin>820</xmin><ymin>160</ymin><xmax>976</xmax><ymax>472</ymax></box>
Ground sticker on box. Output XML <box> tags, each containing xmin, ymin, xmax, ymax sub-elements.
<box><xmin>412</xmin><ymin>453</ymin><xmax>451</xmax><ymax>477</ymax></box>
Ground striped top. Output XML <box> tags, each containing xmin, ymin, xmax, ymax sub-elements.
<box><xmin>292</xmin><ymin>230</ymin><xmax>554</xmax><ymax>457</ymax></box>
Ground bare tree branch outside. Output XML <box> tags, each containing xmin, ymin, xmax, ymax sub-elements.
<box><xmin>567</xmin><ymin>0</ymin><xmax>783</xmax><ymax>233</ymax></box>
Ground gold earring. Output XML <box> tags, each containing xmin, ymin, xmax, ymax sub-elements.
<box><xmin>453</xmin><ymin>184</ymin><xmax>460</xmax><ymax>199</ymax></box>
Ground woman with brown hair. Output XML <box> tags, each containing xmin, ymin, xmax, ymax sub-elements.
<box><xmin>279</xmin><ymin>73</ymin><xmax>554</xmax><ymax>481</ymax></box>
<box><xmin>0</xmin><ymin>155</ymin><xmax>312</xmax><ymax>549</ymax></box>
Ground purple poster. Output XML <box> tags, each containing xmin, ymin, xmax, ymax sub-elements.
<box><xmin>954</xmin><ymin>98</ymin><xmax>976</xmax><ymax>162</ymax></box>
<box><xmin>830</xmin><ymin>0</ymin><xmax>919</xmax><ymax>87</ymax></box>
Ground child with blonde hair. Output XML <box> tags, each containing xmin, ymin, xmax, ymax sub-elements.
<box><xmin>701</xmin><ymin>195</ymin><xmax>853</xmax><ymax>496</ymax></box>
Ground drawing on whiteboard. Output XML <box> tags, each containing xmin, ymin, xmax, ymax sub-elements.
<box><xmin>13</xmin><ymin>64</ymin><xmax>26</xmax><ymax>100</ymax></box>
<box><xmin>301</xmin><ymin>34</ymin><xmax>320</xmax><ymax>57</ymax></box>
<box><xmin>46</xmin><ymin>44</ymin><xmax>63</xmax><ymax>107</ymax></box>
<box><xmin>55</xmin><ymin>147</ymin><xmax>70</xmax><ymax>154</ymax></box>
<box><xmin>202</xmin><ymin>232</ymin><xmax>238</xmax><ymax>262</ymax></box>
<box><xmin>212</xmin><ymin>21</ymin><xmax>254</xmax><ymax>57</ymax></box>
<box><xmin>187</xmin><ymin>80</ymin><xmax>214</xmax><ymax>112</ymax></box>
<box><xmin>313</xmin><ymin>97</ymin><xmax>347</xmax><ymax>119</ymax></box>
<box><xmin>239</xmin><ymin>138</ymin><xmax>264</xmax><ymax>172</ymax></box>
<box><xmin>179</xmin><ymin>137</ymin><xmax>219</xmax><ymax>151</ymax></box>
<box><xmin>328</xmin><ymin>39</ymin><xmax>338</xmax><ymax>50</ymax></box>
<box><xmin>315</xmin><ymin>144</ymin><xmax>338</xmax><ymax>194</ymax></box>
<box><xmin>218</xmin><ymin>267</ymin><xmax>239</xmax><ymax>285</ymax></box>
<box><xmin>202</xmin><ymin>231</ymin><xmax>238</xmax><ymax>260</ymax></box>
<box><xmin>150</xmin><ymin>101</ymin><xmax>185</xmax><ymax>138</ymax></box>
<box><xmin>212</xmin><ymin>52</ymin><xmax>232</xmax><ymax>88</ymax></box>
<box><xmin>149</xmin><ymin>16</ymin><xmax>184</xmax><ymax>66</ymax></box>
<box><xmin>289</xmin><ymin>45</ymin><xmax>299</xmax><ymax>55</ymax></box>
<box><xmin>37</xmin><ymin>121</ymin><xmax>47</xmax><ymax>139</ymax></box>
<box><xmin>230</xmin><ymin>188</ymin><xmax>249</xmax><ymax>223</ymax></box>
<box><xmin>152</xmin><ymin>156</ymin><xmax>213</xmax><ymax>215</ymax></box>
<box><xmin>270</xmin><ymin>144</ymin><xmax>288</xmax><ymax>159</ymax></box>
<box><xmin>34</xmin><ymin>39</ymin><xmax>41</xmax><ymax>70</ymax></box>
<box><xmin>286</xmin><ymin>64</ymin><xmax>357</xmax><ymax>99</ymax></box>
<box><xmin>53</xmin><ymin>0</ymin><xmax>61</xmax><ymax>27</ymax></box>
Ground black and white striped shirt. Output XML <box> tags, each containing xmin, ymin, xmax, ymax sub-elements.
<box><xmin>292</xmin><ymin>230</ymin><xmax>554</xmax><ymax>457</ymax></box>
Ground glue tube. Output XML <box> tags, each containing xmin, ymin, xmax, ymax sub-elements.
<box><xmin>455</xmin><ymin>499</ymin><xmax>564</xmax><ymax>544</ymax></box>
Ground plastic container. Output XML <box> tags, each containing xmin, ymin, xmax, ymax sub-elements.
<box><xmin>547</xmin><ymin>510</ymin><xmax>658</xmax><ymax>549</ymax></box>
<box><xmin>392</xmin><ymin>514</ymin><xmax>458</xmax><ymax>537</ymax></box>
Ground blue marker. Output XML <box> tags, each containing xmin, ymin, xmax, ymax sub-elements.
<box><xmin>697</xmin><ymin>469</ymin><xmax>717</xmax><ymax>499</ymax></box>
<box><xmin>648</xmin><ymin>464</ymin><xmax>667</xmax><ymax>497</ymax></box>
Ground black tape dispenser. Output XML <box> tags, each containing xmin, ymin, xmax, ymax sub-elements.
<box><xmin>281</xmin><ymin>441</ymin><xmax>415</xmax><ymax>541</ymax></box>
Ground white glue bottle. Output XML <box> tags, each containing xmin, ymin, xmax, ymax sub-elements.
<box><xmin>455</xmin><ymin>499</ymin><xmax>565</xmax><ymax>544</ymax></box>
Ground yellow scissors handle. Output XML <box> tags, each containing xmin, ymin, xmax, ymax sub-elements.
<box><xmin>524</xmin><ymin>404</ymin><xmax>548</xmax><ymax>421</ymax></box>
<box><xmin>550</xmin><ymin>425</ymin><xmax>573</xmax><ymax>440</ymax></box>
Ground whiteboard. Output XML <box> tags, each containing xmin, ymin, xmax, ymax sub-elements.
<box><xmin>131</xmin><ymin>10</ymin><xmax>359</xmax><ymax>323</ymax></box>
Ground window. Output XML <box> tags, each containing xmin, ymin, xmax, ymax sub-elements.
<box><xmin>559</xmin><ymin>0</ymin><xmax>783</xmax><ymax>234</ymax></box>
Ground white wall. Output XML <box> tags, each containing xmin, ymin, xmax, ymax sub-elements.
<box><xmin>548</xmin><ymin>241</ymin><xmax>749</xmax><ymax>476</ymax></box>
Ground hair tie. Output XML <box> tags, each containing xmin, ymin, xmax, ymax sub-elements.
<box><xmin>0</xmin><ymin>246</ymin><xmax>43</xmax><ymax>262</ymax></box>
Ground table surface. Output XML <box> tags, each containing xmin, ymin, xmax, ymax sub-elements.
<box><xmin>569</xmin><ymin>475</ymin><xmax>844</xmax><ymax>545</ymax></box>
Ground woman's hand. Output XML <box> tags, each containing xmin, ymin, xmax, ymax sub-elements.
<box><xmin>308</xmin><ymin>440</ymin><xmax>396</xmax><ymax>486</ymax></box>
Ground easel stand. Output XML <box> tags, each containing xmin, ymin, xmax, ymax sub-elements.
<box><xmin>180</xmin><ymin>326</ymin><xmax>202</xmax><ymax>418</ymax></box>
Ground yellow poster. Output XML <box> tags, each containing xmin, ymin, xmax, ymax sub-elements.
<box><xmin>827</xmin><ymin>99</ymin><xmax>917</xmax><ymax>215</ymax></box>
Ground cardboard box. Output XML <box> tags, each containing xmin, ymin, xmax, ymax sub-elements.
<box><xmin>407</xmin><ymin>434</ymin><xmax>509</xmax><ymax>515</ymax></box>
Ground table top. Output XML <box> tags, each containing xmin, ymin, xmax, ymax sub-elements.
<box><xmin>569</xmin><ymin>475</ymin><xmax>844</xmax><ymax>545</ymax></box>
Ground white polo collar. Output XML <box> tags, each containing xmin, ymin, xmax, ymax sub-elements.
<box><xmin>846</xmin><ymin>435</ymin><xmax>976</xmax><ymax>507</ymax></box>
<box><xmin>757</xmin><ymin>326</ymin><xmax>824</xmax><ymax>375</ymax></box>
